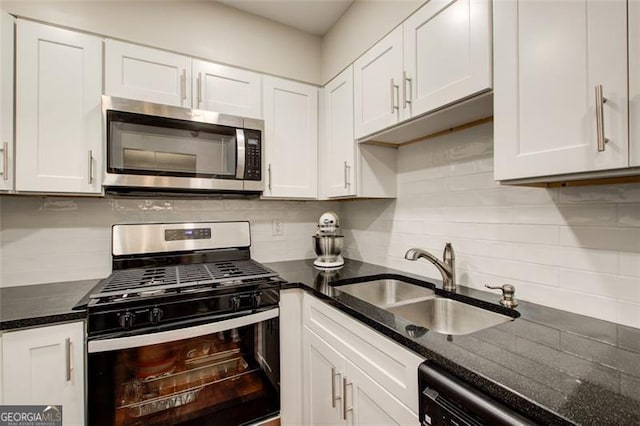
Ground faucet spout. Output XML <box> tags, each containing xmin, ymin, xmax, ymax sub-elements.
<box><xmin>405</xmin><ymin>243</ymin><xmax>456</xmax><ymax>292</ymax></box>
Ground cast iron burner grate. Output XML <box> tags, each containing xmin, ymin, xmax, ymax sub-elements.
<box><xmin>90</xmin><ymin>259</ymin><xmax>277</xmax><ymax>300</ymax></box>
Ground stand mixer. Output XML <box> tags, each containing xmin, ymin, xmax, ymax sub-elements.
<box><xmin>312</xmin><ymin>211</ymin><xmax>344</xmax><ymax>269</ymax></box>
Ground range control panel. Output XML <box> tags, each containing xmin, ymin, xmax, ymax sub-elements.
<box><xmin>164</xmin><ymin>228</ymin><xmax>212</xmax><ymax>241</ymax></box>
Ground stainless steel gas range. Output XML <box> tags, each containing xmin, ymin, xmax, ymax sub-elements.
<box><xmin>77</xmin><ymin>221</ymin><xmax>281</xmax><ymax>425</ymax></box>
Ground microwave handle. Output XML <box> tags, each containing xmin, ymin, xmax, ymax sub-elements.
<box><xmin>236</xmin><ymin>129</ymin><xmax>246</xmax><ymax>179</ymax></box>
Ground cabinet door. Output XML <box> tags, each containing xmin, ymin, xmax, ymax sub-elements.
<box><xmin>345</xmin><ymin>362</ymin><xmax>418</xmax><ymax>426</ymax></box>
<box><xmin>263</xmin><ymin>76</ymin><xmax>318</xmax><ymax>199</ymax></box>
<box><xmin>354</xmin><ymin>27</ymin><xmax>403</xmax><ymax>139</ymax></box>
<box><xmin>302</xmin><ymin>327</ymin><xmax>346</xmax><ymax>426</ymax></box>
<box><xmin>192</xmin><ymin>60</ymin><xmax>262</xmax><ymax>119</ymax></box>
<box><xmin>494</xmin><ymin>0</ymin><xmax>628</xmax><ymax>180</ymax></box>
<box><xmin>0</xmin><ymin>12</ymin><xmax>14</xmax><ymax>192</ymax></box>
<box><xmin>631</xmin><ymin>0</ymin><xmax>640</xmax><ymax>167</ymax></box>
<box><xmin>16</xmin><ymin>20</ymin><xmax>103</xmax><ymax>194</ymax></box>
<box><xmin>2</xmin><ymin>322</ymin><xmax>85</xmax><ymax>426</ymax></box>
<box><xmin>322</xmin><ymin>66</ymin><xmax>356</xmax><ymax>198</ymax></box>
<box><xmin>403</xmin><ymin>0</ymin><xmax>491</xmax><ymax>118</ymax></box>
<box><xmin>105</xmin><ymin>39</ymin><xmax>191</xmax><ymax>107</ymax></box>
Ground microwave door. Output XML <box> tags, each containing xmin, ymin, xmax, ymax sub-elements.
<box><xmin>105</xmin><ymin>110</ymin><xmax>245</xmax><ymax>191</ymax></box>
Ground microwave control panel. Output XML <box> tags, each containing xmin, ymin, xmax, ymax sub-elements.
<box><xmin>244</xmin><ymin>130</ymin><xmax>261</xmax><ymax>181</ymax></box>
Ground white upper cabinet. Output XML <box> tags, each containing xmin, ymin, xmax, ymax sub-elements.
<box><xmin>105</xmin><ymin>40</ymin><xmax>191</xmax><ymax>107</ymax></box>
<box><xmin>354</xmin><ymin>27</ymin><xmax>404</xmax><ymax>139</ymax></box>
<box><xmin>2</xmin><ymin>322</ymin><xmax>85</xmax><ymax>425</ymax></box>
<box><xmin>403</xmin><ymin>0</ymin><xmax>491</xmax><ymax>118</ymax></box>
<box><xmin>105</xmin><ymin>41</ymin><xmax>265</xmax><ymax>118</ymax></box>
<box><xmin>321</xmin><ymin>66</ymin><xmax>356</xmax><ymax>198</ymax></box>
<box><xmin>16</xmin><ymin>19</ymin><xmax>103</xmax><ymax>194</ymax></box>
<box><xmin>192</xmin><ymin>60</ymin><xmax>262</xmax><ymax>119</ymax></box>
<box><xmin>494</xmin><ymin>0</ymin><xmax>628</xmax><ymax>181</ymax></box>
<box><xmin>0</xmin><ymin>12</ymin><xmax>14</xmax><ymax>192</ymax></box>
<box><xmin>631</xmin><ymin>0</ymin><xmax>640</xmax><ymax>167</ymax></box>
<box><xmin>262</xmin><ymin>76</ymin><xmax>318</xmax><ymax>199</ymax></box>
<box><xmin>354</xmin><ymin>1</ymin><xmax>492</xmax><ymax>142</ymax></box>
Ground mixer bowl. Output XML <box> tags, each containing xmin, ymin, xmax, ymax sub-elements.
<box><xmin>313</xmin><ymin>235</ymin><xmax>344</xmax><ymax>260</ymax></box>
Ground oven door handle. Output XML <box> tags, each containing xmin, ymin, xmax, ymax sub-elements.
<box><xmin>88</xmin><ymin>308</ymin><xmax>278</xmax><ymax>353</ymax></box>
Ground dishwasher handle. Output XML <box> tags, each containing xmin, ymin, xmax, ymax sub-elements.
<box><xmin>418</xmin><ymin>362</ymin><xmax>537</xmax><ymax>426</ymax></box>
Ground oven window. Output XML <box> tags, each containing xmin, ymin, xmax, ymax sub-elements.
<box><xmin>107</xmin><ymin>110</ymin><xmax>238</xmax><ymax>179</ymax></box>
<box><xmin>88</xmin><ymin>319</ymin><xmax>279</xmax><ymax>425</ymax></box>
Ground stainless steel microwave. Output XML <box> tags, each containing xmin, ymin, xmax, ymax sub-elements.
<box><xmin>102</xmin><ymin>96</ymin><xmax>264</xmax><ymax>194</ymax></box>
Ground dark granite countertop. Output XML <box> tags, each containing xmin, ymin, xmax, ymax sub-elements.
<box><xmin>0</xmin><ymin>279</ymin><xmax>100</xmax><ymax>331</ymax></box>
<box><xmin>2</xmin><ymin>260</ymin><xmax>639</xmax><ymax>425</ymax></box>
<box><xmin>266</xmin><ymin>258</ymin><xmax>640</xmax><ymax>426</ymax></box>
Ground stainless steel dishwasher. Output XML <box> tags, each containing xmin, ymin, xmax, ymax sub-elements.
<box><xmin>419</xmin><ymin>362</ymin><xmax>538</xmax><ymax>425</ymax></box>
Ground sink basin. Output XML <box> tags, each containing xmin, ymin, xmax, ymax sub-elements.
<box><xmin>335</xmin><ymin>279</ymin><xmax>435</xmax><ymax>308</ymax></box>
<box><xmin>387</xmin><ymin>297</ymin><xmax>513</xmax><ymax>335</ymax></box>
<box><xmin>331</xmin><ymin>275</ymin><xmax>517</xmax><ymax>336</ymax></box>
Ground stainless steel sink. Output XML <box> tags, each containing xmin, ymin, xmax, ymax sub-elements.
<box><xmin>336</xmin><ymin>279</ymin><xmax>435</xmax><ymax>308</ymax></box>
<box><xmin>333</xmin><ymin>276</ymin><xmax>516</xmax><ymax>336</ymax></box>
<box><xmin>387</xmin><ymin>297</ymin><xmax>513</xmax><ymax>335</ymax></box>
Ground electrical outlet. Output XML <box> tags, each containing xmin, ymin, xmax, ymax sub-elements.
<box><xmin>272</xmin><ymin>218</ymin><xmax>284</xmax><ymax>237</ymax></box>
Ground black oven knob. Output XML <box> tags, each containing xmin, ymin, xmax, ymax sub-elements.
<box><xmin>252</xmin><ymin>292</ymin><xmax>262</xmax><ymax>309</ymax></box>
<box><xmin>149</xmin><ymin>307</ymin><xmax>164</xmax><ymax>324</ymax></box>
<box><xmin>118</xmin><ymin>311</ymin><xmax>135</xmax><ymax>329</ymax></box>
<box><xmin>230</xmin><ymin>296</ymin><xmax>241</xmax><ymax>311</ymax></box>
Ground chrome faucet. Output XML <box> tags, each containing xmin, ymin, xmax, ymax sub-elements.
<box><xmin>405</xmin><ymin>243</ymin><xmax>456</xmax><ymax>292</ymax></box>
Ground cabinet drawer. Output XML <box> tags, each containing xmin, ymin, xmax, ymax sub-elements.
<box><xmin>303</xmin><ymin>294</ymin><xmax>423</xmax><ymax>412</ymax></box>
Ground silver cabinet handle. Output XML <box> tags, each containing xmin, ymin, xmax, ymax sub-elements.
<box><xmin>197</xmin><ymin>72</ymin><xmax>202</xmax><ymax>107</ymax></box>
<box><xmin>180</xmin><ymin>69</ymin><xmax>187</xmax><ymax>102</ymax></box>
<box><xmin>390</xmin><ymin>78</ymin><xmax>399</xmax><ymax>113</ymax></box>
<box><xmin>331</xmin><ymin>367</ymin><xmax>342</xmax><ymax>408</ymax></box>
<box><xmin>267</xmin><ymin>163</ymin><xmax>272</xmax><ymax>191</ymax></box>
<box><xmin>403</xmin><ymin>71</ymin><xmax>412</xmax><ymax>108</ymax></box>
<box><xmin>344</xmin><ymin>161</ymin><xmax>351</xmax><ymax>189</ymax></box>
<box><xmin>595</xmin><ymin>85</ymin><xmax>609</xmax><ymax>152</ymax></box>
<box><xmin>65</xmin><ymin>338</ymin><xmax>72</xmax><ymax>382</ymax></box>
<box><xmin>0</xmin><ymin>141</ymin><xmax>8</xmax><ymax>181</ymax></box>
<box><xmin>88</xmin><ymin>150</ymin><xmax>94</xmax><ymax>184</ymax></box>
<box><xmin>342</xmin><ymin>377</ymin><xmax>352</xmax><ymax>420</ymax></box>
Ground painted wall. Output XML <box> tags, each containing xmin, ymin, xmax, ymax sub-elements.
<box><xmin>0</xmin><ymin>197</ymin><xmax>335</xmax><ymax>287</ymax></box>
<box><xmin>1</xmin><ymin>0</ymin><xmax>323</xmax><ymax>85</ymax></box>
<box><xmin>321</xmin><ymin>0</ymin><xmax>424</xmax><ymax>83</ymax></box>
<box><xmin>342</xmin><ymin>123</ymin><xmax>640</xmax><ymax>328</ymax></box>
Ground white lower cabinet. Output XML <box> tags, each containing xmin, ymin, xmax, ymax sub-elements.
<box><xmin>303</xmin><ymin>328</ymin><xmax>345</xmax><ymax>425</ymax></box>
<box><xmin>300</xmin><ymin>292</ymin><xmax>423</xmax><ymax>426</ymax></box>
<box><xmin>303</xmin><ymin>327</ymin><xmax>418</xmax><ymax>426</ymax></box>
<box><xmin>2</xmin><ymin>322</ymin><xmax>85</xmax><ymax>426</ymax></box>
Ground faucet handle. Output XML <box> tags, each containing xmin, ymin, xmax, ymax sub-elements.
<box><xmin>484</xmin><ymin>284</ymin><xmax>518</xmax><ymax>309</ymax></box>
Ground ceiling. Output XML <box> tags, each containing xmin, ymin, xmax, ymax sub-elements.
<box><xmin>216</xmin><ymin>0</ymin><xmax>354</xmax><ymax>36</ymax></box>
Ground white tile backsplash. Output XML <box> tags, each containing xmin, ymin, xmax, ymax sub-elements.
<box><xmin>342</xmin><ymin>122</ymin><xmax>640</xmax><ymax>327</ymax></box>
<box><xmin>0</xmin><ymin>196</ymin><xmax>335</xmax><ymax>287</ymax></box>
<box><xmin>1</xmin><ymin>121</ymin><xmax>639</xmax><ymax>327</ymax></box>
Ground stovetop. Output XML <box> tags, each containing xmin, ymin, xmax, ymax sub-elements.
<box><xmin>83</xmin><ymin>221</ymin><xmax>283</xmax><ymax>336</ymax></box>
<box><xmin>90</xmin><ymin>259</ymin><xmax>278</xmax><ymax>304</ymax></box>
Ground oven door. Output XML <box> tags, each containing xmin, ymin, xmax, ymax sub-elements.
<box><xmin>88</xmin><ymin>309</ymin><xmax>280</xmax><ymax>425</ymax></box>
